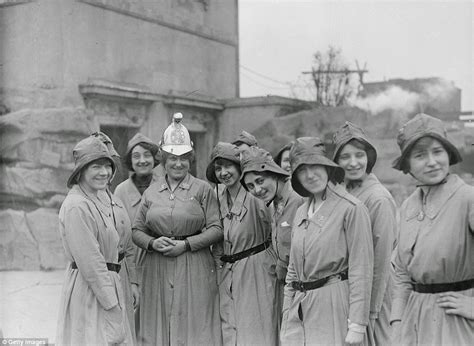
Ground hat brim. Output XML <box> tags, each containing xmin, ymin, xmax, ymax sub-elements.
<box><xmin>290</xmin><ymin>154</ymin><xmax>345</xmax><ymax>196</ymax></box>
<box><xmin>392</xmin><ymin>133</ymin><xmax>462</xmax><ymax>172</ymax></box>
<box><xmin>161</xmin><ymin>145</ymin><xmax>193</xmax><ymax>156</ymax></box>
<box><xmin>206</xmin><ymin>155</ymin><xmax>241</xmax><ymax>184</ymax></box>
<box><xmin>67</xmin><ymin>154</ymin><xmax>116</xmax><ymax>188</ymax></box>
<box><xmin>332</xmin><ymin>137</ymin><xmax>378</xmax><ymax>173</ymax></box>
<box><xmin>240</xmin><ymin>161</ymin><xmax>290</xmax><ymax>189</ymax></box>
<box><xmin>274</xmin><ymin>143</ymin><xmax>293</xmax><ymax>165</ymax></box>
<box><xmin>126</xmin><ymin>141</ymin><xmax>159</xmax><ymax>158</ymax></box>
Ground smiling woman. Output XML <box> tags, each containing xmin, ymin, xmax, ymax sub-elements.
<box><xmin>206</xmin><ymin>142</ymin><xmax>278</xmax><ymax>345</ymax></box>
<box><xmin>391</xmin><ymin>113</ymin><xmax>474</xmax><ymax>345</ymax></box>
<box><xmin>333</xmin><ymin>122</ymin><xmax>397</xmax><ymax>346</ymax></box>
<box><xmin>56</xmin><ymin>137</ymin><xmax>133</xmax><ymax>345</ymax></box>
<box><xmin>240</xmin><ymin>146</ymin><xmax>303</xmax><ymax>330</ymax></box>
<box><xmin>132</xmin><ymin>114</ymin><xmax>223</xmax><ymax>345</ymax></box>
<box><xmin>281</xmin><ymin>136</ymin><xmax>373</xmax><ymax>346</ymax></box>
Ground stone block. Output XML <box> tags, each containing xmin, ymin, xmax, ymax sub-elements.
<box><xmin>26</xmin><ymin>208</ymin><xmax>66</xmax><ymax>269</ymax></box>
<box><xmin>0</xmin><ymin>165</ymin><xmax>69</xmax><ymax>198</ymax></box>
<box><xmin>0</xmin><ymin>209</ymin><xmax>40</xmax><ymax>270</ymax></box>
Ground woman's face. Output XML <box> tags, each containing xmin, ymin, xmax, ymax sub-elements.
<box><xmin>131</xmin><ymin>144</ymin><xmax>154</xmax><ymax>176</ymax></box>
<box><xmin>337</xmin><ymin>143</ymin><xmax>368</xmax><ymax>181</ymax></box>
<box><xmin>280</xmin><ymin>149</ymin><xmax>291</xmax><ymax>173</ymax></box>
<box><xmin>244</xmin><ymin>172</ymin><xmax>277</xmax><ymax>203</ymax></box>
<box><xmin>408</xmin><ymin>137</ymin><xmax>449</xmax><ymax>185</ymax></box>
<box><xmin>80</xmin><ymin>158</ymin><xmax>113</xmax><ymax>193</ymax></box>
<box><xmin>214</xmin><ymin>160</ymin><xmax>240</xmax><ymax>188</ymax></box>
<box><xmin>165</xmin><ymin>154</ymin><xmax>190</xmax><ymax>181</ymax></box>
<box><xmin>296</xmin><ymin>164</ymin><xmax>328</xmax><ymax>196</ymax></box>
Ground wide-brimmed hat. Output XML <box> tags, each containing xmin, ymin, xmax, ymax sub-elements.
<box><xmin>206</xmin><ymin>142</ymin><xmax>241</xmax><ymax>184</ymax></box>
<box><xmin>126</xmin><ymin>133</ymin><xmax>159</xmax><ymax>157</ymax></box>
<box><xmin>67</xmin><ymin>137</ymin><xmax>116</xmax><ymax>188</ymax></box>
<box><xmin>392</xmin><ymin>113</ymin><xmax>462</xmax><ymax>173</ymax></box>
<box><xmin>90</xmin><ymin>131</ymin><xmax>120</xmax><ymax>158</ymax></box>
<box><xmin>160</xmin><ymin>113</ymin><xmax>193</xmax><ymax>156</ymax></box>
<box><xmin>290</xmin><ymin>137</ymin><xmax>345</xmax><ymax>197</ymax></box>
<box><xmin>232</xmin><ymin>130</ymin><xmax>258</xmax><ymax>147</ymax></box>
<box><xmin>332</xmin><ymin>121</ymin><xmax>377</xmax><ymax>173</ymax></box>
<box><xmin>274</xmin><ymin>141</ymin><xmax>294</xmax><ymax>166</ymax></box>
<box><xmin>239</xmin><ymin>146</ymin><xmax>289</xmax><ymax>189</ymax></box>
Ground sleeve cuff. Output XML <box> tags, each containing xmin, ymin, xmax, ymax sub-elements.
<box><xmin>390</xmin><ymin>297</ymin><xmax>408</xmax><ymax>322</ymax></box>
<box><xmin>348</xmin><ymin>320</ymin><xmax>366</xmax><ymax>334</ymax></box>
<box><xmin>147</xmin><ymin>238</ymin><xmax>155</xmax><ymax>251</ymax></box>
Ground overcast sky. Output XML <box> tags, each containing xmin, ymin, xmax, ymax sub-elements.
<box><xmin>239</xmin><ymin>0</ymin><xmax>473</xmax><ymax>111</ymax></box>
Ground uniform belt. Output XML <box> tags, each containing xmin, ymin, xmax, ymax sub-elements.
<box><xmin>170</xmin><ymin>230</ymin><xmax>201</xmax><ymax>241</ymax></box>
<box><xmin>221</xmin><ymin>240</ymin><xmax>271</xmax><ymax>263</ymax></box>
<box><xmin>71</xmin><ymin>262</ymin><xmax>121</xmax><ymax>273</ymax></box>
<box><xmin>412</xmin><ymin>278</ymin><xmax>474</xmax><ymax>294</ymax></box>
<box><xmin>291</xmin><ymin>269</ymin><xmax>348</xmax><ymax>292</ymax></box>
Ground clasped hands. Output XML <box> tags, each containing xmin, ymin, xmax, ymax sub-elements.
<box><xmin>151</xmin><ymin>236</ymin><xmax>187</xmax><ymax>257</ymax></box>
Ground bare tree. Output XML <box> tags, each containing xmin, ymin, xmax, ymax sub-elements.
<box><xmin>304</xmin><ymin>46</ymin><xmax>366</xmax><ymax>106</ymax></box>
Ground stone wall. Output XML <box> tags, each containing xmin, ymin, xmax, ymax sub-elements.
<box><xmin>0</xmin><ymin>107</ymin><xmax>98</xmax><ymax>270</ymax></box>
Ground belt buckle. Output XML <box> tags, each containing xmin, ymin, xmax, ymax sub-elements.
<box><xmin>292</xmin><ymin>281</ymin><xmax>306</xmax><ymax>292</ymax></box>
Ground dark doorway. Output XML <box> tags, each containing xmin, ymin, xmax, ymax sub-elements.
<box><xmin>100</xmin><ymin>126</ymin><xmax>138</xmax><ymax>191</ymax></box>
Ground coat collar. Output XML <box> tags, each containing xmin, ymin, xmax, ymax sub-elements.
<box><xmin>345</xmin><ymin>173</ymin><xmax>379</xmax><ymax>197</ymax></box>
<box><xmin>274</xmin><ymin>179</ymin><xmax>292</xmax><ymax>214</ymax></box>
<box><xmin>405</xmin><ymin>174</ymin><xmax>464</xmax><ymax>221</ymax></box>
<box><xmin>297</xmin><ymin>182</ymin><xmax>344</xmax><ymax>228</ymax></box>
<box><xmin>220</xmin><ymin>184</ymin><xmax>248</xmax><ymax>219</ymax></box>
<box><xmin>123</xmin><ymin>176</ymin><xmax>142</xmax><ymax>207</ymax></box>
<box><xmin>156</xmin><ymin>173</ymin><xmax>192</xmax><ymax>192</ymax></box>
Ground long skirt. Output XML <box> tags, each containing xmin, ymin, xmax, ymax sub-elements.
<box><xmin>219</xmin><ymin>249</ymin><xmax>278</xmax><ymax>346</ymax></box>
<box><xmin>119</xmin><ymin>260</ymin><xmax>136</xmax><ymax>345</ymax></box>
<box><xmin>138</xmin><ymin>249</ymin><xmax>222</xmax><ymax>346</ymax></box>
<box><xmin>281</xmin><ymin>280</ymin><xmax>369</xmax><ymax>346</ymax></box>
<box><xmin>396</xmin><ymin>288</ymin><xmax>474</xmax><ymax>345</ymax></box>
<box><xmin>56</xmin><ymin>267</ymin><xmax>133</xmax><ymax>345</ymax></box>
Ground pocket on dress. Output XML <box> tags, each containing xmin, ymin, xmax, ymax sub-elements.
<box><xmin>103</xmin><ymin>305</ymin><xmax>126</xmax><ymax>344</ymax></box>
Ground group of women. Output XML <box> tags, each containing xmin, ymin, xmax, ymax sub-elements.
<box><xmin>56</xmin><ymin>112</ymin><xmax>473</xmax><ymax>345</ymax></box>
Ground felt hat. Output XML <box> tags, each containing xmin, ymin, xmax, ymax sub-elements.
<box><xmin>332</xmin><ymin>121</ymin><xmax>377</xmax><ymax>173</ymax></box>
<box><xmin>240</xmin><ymin>146</ymin><xmax>289</xmax><ymax>189</ymax></box>
<box><xmin>392</xmin><ymin>113</ymin><xmax>462</xmax><ymax>173</ymax></box>
<box><xmin>67</xmin><ymin>137</ymin><xmax>116</xmax><ymax>188</ymax></box>
<box><xmin>206</xmin><ymin>142</ymin><xmax>241</xmax><ymax>184</ymax></box>
<box><xmin>232</xmin><ymin>130</ymin><xmax>258</xmax><ymax>147</ymax></box>
<box><xmin>290</xmin><ymin>137</ymin><xmax>344</xmax><ymax>197</ymax></box>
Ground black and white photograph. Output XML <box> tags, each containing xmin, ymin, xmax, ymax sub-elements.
<box><xmin>0</xmin><ymin>0</ymin><xmax>473</xmax><ymax>345</ymax></box>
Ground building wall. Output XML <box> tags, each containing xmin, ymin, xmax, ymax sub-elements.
<box><xmin>0</xmin><ymin>0</ymin><xmax>238</xmax><ymax>270</ymax></box>
<box><xmin>0</xmin><ymin>0</ymin><xmax>238</xmax><ymax>110</ymax></box>
<box><xmin>219</xmin><ymin>96</ymin><xmax>311</xmax><ymax>143</ymax></box>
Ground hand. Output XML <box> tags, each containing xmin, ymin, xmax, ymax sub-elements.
<box><xmin>437</xmin><ymin>292</ymin><xmax>474</xmax><ymax>320</ymax></box>
<box><xmin>275</xmin><ymin>264</ymin><xmax>288</xmax><ymax>283</ymax></box>
<box><xmin>152</xmin><ymin>237</ymin><xmax>176</xmax><ymax>251</ymax></box>
<box><xmin>131</xmin><ymin>284</ymin><xmax>140</xmax><ymax>309</ymax></box>
<box><xmin>345</xmin><ymin>329</ymin><xmax>365</xmax><ymax>345</ymax></box>
<box><xmin>161</xmin><ymin>240</ymin><xmax>187</xmax><ymax>257</ymax></box>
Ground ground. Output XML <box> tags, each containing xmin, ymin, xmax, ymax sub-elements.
<box><xmin>0</xmin><ymin>270</ymin><xmax>63</xmax><ymax>344</ymax></box>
